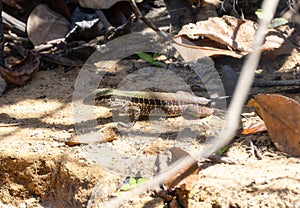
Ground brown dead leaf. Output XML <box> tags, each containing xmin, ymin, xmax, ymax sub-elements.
<box><xmin>241</xmin><ymin>121</ymin><xmax>267</xmax><ymax>135</ymax></box>
<box><xmin>252</xmin><ymin>94</ymin><xmax>300</xmax><ymax>156</ymax></box>
<box><xmin>0</xmin><ymin>51</ymin><xmax>40</xmax><ymax>86</ymax></box>
<box><xmin>66</xmin><ymin>127</ymin><xmax>117</xmax><ymax>147</ymax></box>
<box><xmin>247</xmin><ymin>98</ymin><xmax>262</xmax><ymax>118</ymax></box>
<box><xmin>165</xmin><ymin>147</ymin><xmax>199</xmax><ymax>191</ymax></box>
<box><xmin>154</xmin><ymin>148</ymin><xmax>199</xmax><ymax>207</ymax></box>
<box><xmin>27</xmin><ymin>4</ymin><xmax>69</xmax><ymax>46</ymax></box>
<box><xmin>65</xmin><ymin>134</ymin><xmax>82</xmax><ymax>147</ymax></box>
<box><xmin>176</xmin><ymin>15</ymin><xmax>292</xmax><ymax>58</ymax></box>
<box><xmin>173</xmin><ymin>35</ymin><xmax>248</xmax><ymax>58</ymax></box>
<box><xmin>177</xmin><ymin>15</ymin><xmax>257</xmax><ymax>51</ymax></box>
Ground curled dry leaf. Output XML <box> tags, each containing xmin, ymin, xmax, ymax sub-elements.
<box><xmin>178</xmin><ymin>15</ymin><xmax>257</xmax><ymax>52</ymax></box>
<box><xmin>27</xmin><ymin>4</ymin><xmax>69</xmax><ymax>46</ymax></box>
<box><xmin>251</xmin><ymin>94</ymin><xmax>300</xmax><ymax>156</ymax></box>
<box><xmin>176</xmin><ymin>15</ymin><xmax>292</xmax><ymax>58</ymax></box>
<box><xmin>0</xmin><ymin>51</ymin><xmax>40</xmax><ymax>86</ymax></box>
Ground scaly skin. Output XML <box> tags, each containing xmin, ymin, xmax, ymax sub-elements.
<box><xmin>83</xmin><ymin>88</ymin><xmax>222</xmax><ymax>118</ymax></box>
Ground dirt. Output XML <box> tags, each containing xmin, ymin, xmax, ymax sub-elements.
<box><xmin>1</xmin><ymin>1</ymin><xmax>300</xmax><ymax>208</ymax></box>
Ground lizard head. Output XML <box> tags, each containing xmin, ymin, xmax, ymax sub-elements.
<box><xmin>83</xmin><ymin>88</ymin><xmax>115</xmax><ymax>106</ymax></box>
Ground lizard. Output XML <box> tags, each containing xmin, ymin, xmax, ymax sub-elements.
<box><xmin>83</xmin><ymin>88</ymin><xmax>225</xmax><ymax>121</ymax></box>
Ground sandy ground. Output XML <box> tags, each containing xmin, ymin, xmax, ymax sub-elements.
<box><xmin>0</xmin><ymin>41</ymin><xmax>299</xmax><ymax>207</ymax></box>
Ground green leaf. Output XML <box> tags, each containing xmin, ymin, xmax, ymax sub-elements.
<box><xmin>137</xmin><ymin>177</ymin><xmax>147</xmax><ymax>184</ymax></box>
<box><xmin>120</xmin><ymin>183</ymin><xmax>132</xmax><ymax>191</ymax></box>
<box><xmin>217</xmin><ymin>145</ymin><xmax>229</xmax><ymax>156</ymax></box>
<box><xmin>153</xmin><ymin>52</ymin><xmax>159</xmax><ymax>59</ymax></box>
<box><xmin>129</xmin><ymin>177</ymin><xmax>137</xmax><ymax>186</ymax></box>
<box><xmin>136</xmin><ymin>52</ymin><xmax>154</xmax><ymax>64</ymax></box>
<box><xmin>270</xmin><ymin>18</ymin><xmax>289</xmax><ymax>29</ymax></box>
<box><xmin>152</xmin><ymin>61</ymin><xmax>164</xmax><ymax>66</ymax></box>
<box><xmin>255</xmin><ymin>9</ymin><xmax>263</xmax><ymax>19</ymax></box>
<box><xmin>255</xmin><ymin>9</ymin><xmax>288</xmax><ymax>29</ymax></box>
<box><xmin>118</xmin><ymin>177</ymin><xmax>146</xmax><ymax>193</ymax></box>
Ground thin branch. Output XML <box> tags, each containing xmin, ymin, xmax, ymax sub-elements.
<box><xmin>0</xmin><ymin>2</ymin><xmax>5</xmax><ymax>68</ymax></box>
<box><xmin>253</xmin><ymin>79</ymin><xmax>300</xmax><ymax>87</ymax></box>
<box><xmin>128</xmin><ymin>0</ymin><xmax>170</xmax><ymax>39</ymax></box>
<box><xmin>2</xmin><ymin>11</ymin><xmax>26</xmax><ymax>35</ymax></box>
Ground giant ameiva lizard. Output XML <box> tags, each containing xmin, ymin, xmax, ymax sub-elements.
<box><xmin>83</xmin><ymin>88</ymin><xmax>225</xmax><ymax>121</ymax></box>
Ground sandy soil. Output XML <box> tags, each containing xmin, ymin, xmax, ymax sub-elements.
<box><xmin>0</xmin><ymin>0</ymin><xmax>300</xmax><ymax>206</ymax></box>
<box><xmin>0</xmin><ymin>44</ymin><xmax>299</xmax><ymax>207</ymax></box>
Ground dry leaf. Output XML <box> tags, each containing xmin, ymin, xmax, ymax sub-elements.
<box><xmin>165</xmin><ymin>147</ymin><xmax>199</xmax><ymax>191</ymax></box>
<box><xmin>154</xmin><ymin>147</ymin><xmax>199</xmax><ymax>207</ymax></box>
<box><xmin>241</xmin><ymin>121</ymin><xmax>267</xmax><ymax>135</ymax></box>
<box><xmin>247</xmin><ymin>98</ymin><xmax>262</xmax><ymax>118</ymax></box>
<box><xmin>173</xmin><ymin>36</ymin><xmax>215</xmax><ymax>60</ymax></box>
<box><xmin>65</xmin><ymin>134</ymin><xmax>82</xmax><ymax>147</ymax></box>
<box><xmin>66</xmin><ymin>127</ymin><xmax>117</xmax><ymax>147</ymax></box>
<box><xmin>173</xmin><ymin>35</ymin><xmax>247</xmax><ymax>58</ymax></box>
<box><xmin>27</xmin><ymin>4</ymin><xmax>69</xmax><ymax>46</ymax></box>
<box><xmin>178</xmin><ymin>15</ymin><xmax>257</xmax><ymax>52</ymax></box>
<box><xmin>252</xmin><ymin>94</ymin><xmax>300</xmax><ymax>156</ymax></box>
<box><xmin>176</xmin><ymin>15</ymin><xmax>293</xmax><ymax>58</ymax></box>
<box><xmin>0</xmin><ymin>51</ymin><xmax>40</xmax><ymax>86</ymax></box>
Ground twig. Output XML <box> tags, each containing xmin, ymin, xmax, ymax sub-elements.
<box><xmin>2</xmin><ymin>11</ymin><xmax>26</xmax><ymax>35</ymax></box>
<box><xmin>40</xmin><ymin>53</ymin><xmax>83</xmax><ymax>67</ymax></box>
<box><xmin>128</xmin><ymin>0</ymin><xmax>170</xmax><ymax>39</ymax></box>
<box><xmin>0</xmin><ymin>123</ymin><xmax>24</xmax><ymax>127</ymax></box>
<box><xmin>0</xmin><ymin>2</ymin><xmax>5</xmax><ymax>68</ymax></box>
<box><xmin>249</xmin><ymin>140</ymin><xmax>255</xmax><ymax>157</ymax></box>
<box><xmin>4</xmin><ymin>33</ymin><xmax>30</xmax><ymax>43</ymax></box>
<box><xmin>253</xmin><ymin>79</ymin><xmax>300</xmax><ymax>87</ymax></box>
<box><xmin>249</xmin><ymin>141</ymin><xmax>263</xmax><ymax>160</ymax></box>
<box><xmin>253</xmin><ymin>145</ymin><xmax>263</xmax><ymax>160</ymax></box>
